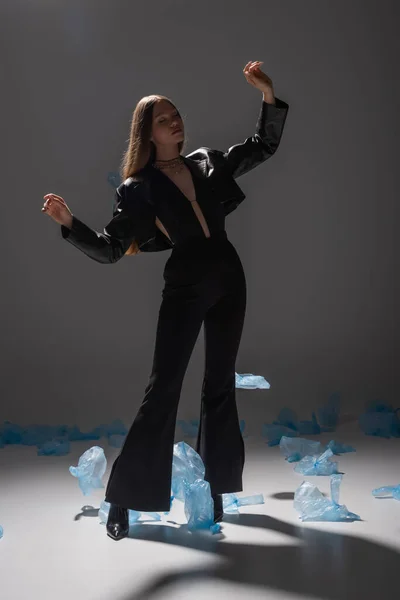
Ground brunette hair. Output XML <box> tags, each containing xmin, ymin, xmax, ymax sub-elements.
<box><xmin>119</xmin><ymin>95</ymin><xmax>185</xmax><ymax>255</ymax></box>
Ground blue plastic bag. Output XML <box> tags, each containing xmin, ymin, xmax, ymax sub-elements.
<box><xmin>262</xmin><ymin>405</ymin><xmax>324</xmax><ymax>446</ymax></box>
<box><xmin>280</xmin><ymin>436</ymin><xmax>322</xmax><ymax>462</ymax></box>
<box><xmin>235</xmin><ymin>372</ymin><xmax>270</xmax><ymax>389</ymax></box>
<box><xmin>37</xmin><ymin>438</ymin><xmax>70</xmax><ymax>456</ymax></box>
<box><xmin>171</xmin><ymin>441</ymin><xmax>205</xmax><ymax>501</ymax></box>
<box><xmin>262</xmin><ymin>423</ymin><xmax>299</xmax><ymax>446</ymax></box>
<box><xmin>294</xmin><ymin>474</ymin><xmax>361</xmax><ymax>521</ymax></box>
<box><xmin>0</xmin><ymin>418</ymin><xmax>129</xmax><ymax>451</ymax></box>
<box><xmin>222</xmin><ymin>493</ymin><xmax>265</xmax><ymax>513</ymax></box>
<box><xmin>69</xmin><ymin>446</ymin><xmax>107</xmax><ymax>495</ymax></box>
<box><xmin>294</xmin><ymin>447</ymin><xmax>338</xmax><ymax>476</ymax></box>
<box><xmin>172</xmin><ymin>442</ymin><xmax>221</xmax><ymax>533</ymax></box>
<box><xmin>184</xmin><ymin>479</ymin><xmax>221</xmax><ymax>534</ymax></box>
<box><xmin>275</xmin><ymin>408</ymin><xmax>321</xmax><ymax>436</ymax></box>
<box><xmin>326</xmin><ymin>440</ymin><xmax>356</xmax><ymax>455</ymax></box>
<box><xmin>359</xmin><ymin>401</ymin><xmax>400</xmax><ymax>438</ymax></box>
<box><xmin>275</xmin><ymin>408</ymin><xmax>298</xmax><ymax>431</ymax></box>
<box><xmin>372</xmin><ymin>484</ymin><xmax>400</xmax><ymax>500</ymax></box>
<box><xmin>317</xmin><ymin>391</ymin><xmax>341</xmax><ymax>431</ymax></box>
<box><xmin>296</xmin><ymin>413</ymin><xmax>321</xmax><ymax>435</ymax></box>
<box><xmin>171</xmin><ymin>442</ymin><xmax>264</xmax><ymax>531</ymax></box>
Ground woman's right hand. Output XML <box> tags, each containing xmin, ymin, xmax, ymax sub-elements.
<box><xmin>42</xmin><ymin>193</ymin><xmax>73</xmax><ymax>228</ymax></box>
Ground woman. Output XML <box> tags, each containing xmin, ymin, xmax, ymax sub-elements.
<box><xmin>42</xmin><ymin>60</ymin><xmax>289</xmax><ymax>540</ymax></box>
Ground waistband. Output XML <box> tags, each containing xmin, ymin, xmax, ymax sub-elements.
<box><xmin>172</xmin><ymin>230</ymin><xmax>228</xmax><ymax>253</ymax></box>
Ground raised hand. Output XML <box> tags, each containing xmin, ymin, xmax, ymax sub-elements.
<box><xmin>243</xmin><ymin>60</ymin><xmax>274</xmax><ymax>94</ymax></box>
<box><xmin>42</xmin><ymin>193</ymin><xmax>73</xmax><ymax>228</ymax></box>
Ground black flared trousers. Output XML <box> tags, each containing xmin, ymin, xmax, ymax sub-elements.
<box><xmin>104</xmin><ymin>231</ymin><xmax>247</xmax><ymax>512</ymax></box>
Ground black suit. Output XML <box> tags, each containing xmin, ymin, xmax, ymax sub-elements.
<box><xmin>61</xmin><ymin>96</ymin><xmax>289</xmax><ymax>511</ymax></box>
<box><xmin>61</xmin><ymin>96</ymin><xmax>289</xmax><ymax>257</ymax></box>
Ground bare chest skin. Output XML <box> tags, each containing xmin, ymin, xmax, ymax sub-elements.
<box><xmin>163</xmin><ymin>165</ymin><xmax>197</xmax><ymax>203</ymax></box>
<box><xmin>155</xmin><ymin>164</ymin><xmax>211</xmax><ymax>241</ymax></box>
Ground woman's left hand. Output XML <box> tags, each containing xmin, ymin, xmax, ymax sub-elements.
<box><xmin>243</xmin><ymin>61</ymin><xmax>273</xmax><ymax>93</ymax></box>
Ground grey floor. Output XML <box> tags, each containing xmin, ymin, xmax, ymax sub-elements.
<box><xmin>1</xmin><ymin>420</ymin><xmax>400</xmax><ymax>600</ymax></box>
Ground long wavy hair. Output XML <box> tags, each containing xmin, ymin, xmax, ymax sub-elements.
<box><xmin>119</xmin><ymin>95</ymin><xmax>185</xmax><ymax>256</ymax></box>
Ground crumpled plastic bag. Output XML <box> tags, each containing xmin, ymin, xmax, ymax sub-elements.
<box><xmin>262</xmin><ymin>423</ymin><xmax>299</xmax><ymax>446</ymax></box>
<box><xmin>3</xmin><ymin>423</ymin><xmax>67</xmax><ymax>446</ymax></box>
<box><xmin>171</xmin><ymin>442</ymin><xmax>220</xmax><ymax>533</ymax></box>
<box><xmin>326</xmin><ymin>440</ymin><xmax>356</xmax><ymax>455</ymax></box>
<box><xmin>275</xmin><ymin>408</ymin><xmax>321</xmax><ymax>436</ymax></box>
<box><xmin>372</xmin><ymin>484</ymin><xmax>400</xmax><ymax>500</ymax></box>
<box><xmin>280</xmin><ymin>436</ymin><xmax>322</xmax><ymax>462</ymax></box>
<box><xmin>184</xmin><ymin>479</ymin><xmax>221</xmax><ymax>534</ymax></box>
<box><xmin>262</xmin><ymin>408</ymin><xmax>322</xmax><ymax>447</ymax></box>
<box><xmin>294</xmin><ymin>447</ymin><xmax>338</xmax><ymax>475</ymax></box>
<box><xmin>261</xmin><ymin>395</ymin><xmax>342</xmax><ymax>448</ymax></box>
<box><xmin>37</xmin><ymin>438</ymin><xmax>70</xmax><ymax>456</ymax></box>
<box><xmin>69</xmin><ymin>446</ymin><xmax>107</xmax><ymax>495</ymax></box>
<box><xmin>235</xmin><ymin>372</ymin><xmax>270</xmax><ymax>389</ymax></box>
<box><xmin>171</xmin><ymin>442</ymin><xmax>263</xmax><ymax>532</ymax></box>
<box><xmin>0</xmin><ymin>525</ymin><xmax>3</xmax><ymax>539</ymax></box>
<box><xmin>222</xmin><ymin>493</ymin><xmax>265</xmax><ymax>513</ymax></box>
<box><xmin>171</xmin><ymin>441</ymin><xmax>206</xmax><ymax>501</ymax></box>
<box><xmin>294</xmin><ymin>474</ymin><xmax>361</xmax><ymax>521</ymax></box>
<box><xmin>317</xmin><ymin>392</ymin><xmax>341</xmax><ymax>431</ymax></box>
<box><xmin>0</xmin><ymin>419</ymin><xmax>128</xmax><ymax>453</ymax></box>
<box><xmin>1</xmin><ymin>423</ymin><xmax>72</xmax><ymax>454</ymax></box>
<box><xmin>184</xmin><ymin>485</ymin><xmax>264</xmax><ymax>531</ymax></box>
<box><xmin>279</xmin><ymin>437</ymin><xmax>355</xmax><ymax>463</ymax></box>
<box><xmin>359</xmin><ymin>401</ymin><xmax>400</xmax><ymax>438</ymax></box>
<box><xmin>296</xmin><ymin>413</ymin><xmax>321</xmax><ymax>435</ymax></box>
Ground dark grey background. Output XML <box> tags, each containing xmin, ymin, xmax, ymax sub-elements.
<box><xmin>1</xmin><ymin>0</ymin><xmax>398</xmax><ymax>430</ymax></box>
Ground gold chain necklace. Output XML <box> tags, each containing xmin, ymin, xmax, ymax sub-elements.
<box><xmin>153</xmin><ymin>155</ymin><xmax>185</xmax><ymax>175</ymax></box>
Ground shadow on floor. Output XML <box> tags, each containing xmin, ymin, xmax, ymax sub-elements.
<box><xmin>110</xmin><ymin>510</ymin><xmax>399</xmax><ymax>600</ymax></box>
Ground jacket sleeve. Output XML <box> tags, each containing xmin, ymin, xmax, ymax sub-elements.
<box><xmin>211</xmin><ymin>96</ymin><xmax>289</xmax><ymax>179</ymax></box>
<box><xmin>60</xmin><ymin>182</ymin><xmax>164</xmax><ymax>263</ymax></box>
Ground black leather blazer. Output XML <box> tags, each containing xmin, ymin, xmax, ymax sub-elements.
<box><xmin>61</xmin><ymin>96</ymin><xmax>289</xmax><ymax>263</ymax></box>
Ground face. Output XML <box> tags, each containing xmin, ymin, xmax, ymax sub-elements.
<box><xmin>151</xmin><ymin>99</ymin><xmax>184</xmax><ymax>147</ymax></box>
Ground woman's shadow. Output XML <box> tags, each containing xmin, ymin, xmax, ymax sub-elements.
<box><xmin>113</xmin><ymin>495</ymin><xmax>400</xmax><ymax>600</ymax></box>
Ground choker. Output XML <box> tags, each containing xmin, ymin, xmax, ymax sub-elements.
<box><xmin>153</xmin><ymin>155</ymin><xmax>185</xmax><ymax>174</ymax></box>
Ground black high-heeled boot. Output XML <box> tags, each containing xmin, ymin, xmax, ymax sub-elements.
<box><xmin>212</xmin><ymin>493</ymin><xmax>224</xmax><ymax>523</ymax></box>
<box><xmin>106</xmin><ymin>502</ymin><xmax>129</xmax><ymax>541</ymax></box>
